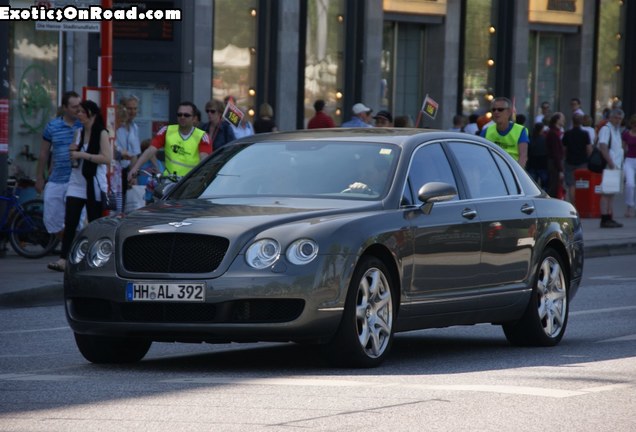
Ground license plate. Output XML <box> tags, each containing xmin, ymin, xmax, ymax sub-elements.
<box><xmin>126</xmin><ymin>282</ymin><xmax>206</xmax><ymax>302</ymax></box>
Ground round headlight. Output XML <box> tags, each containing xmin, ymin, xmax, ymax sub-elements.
<box><xmin>245</xmin><ymin>239</ymin><xmax>280</xmax><ymax>269</ymax></box>
<box><xmin>88</xmin><ymin>238</ymin><xmax>114</xmax><ymax>268</ymax></box>
<box><xmin>70</xmin><ymin>238</ymin><xmax>89</xmax><ymax>264</ymax></box>
<box><xmin>286</xmin><ymin>239</ymin><xmax>319</xmax><ymax>265</ymax></box>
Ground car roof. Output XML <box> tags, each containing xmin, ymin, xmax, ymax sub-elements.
<box><xmin>233</xmin><ymin>128</ymin><xmax>497</xmax><ymax>153</ymax></box>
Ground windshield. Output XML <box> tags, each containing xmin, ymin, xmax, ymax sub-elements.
<box><xmin>169</xmin><ymin>140</ymin><xmax>399</xmax><ymax>200</ymax></box>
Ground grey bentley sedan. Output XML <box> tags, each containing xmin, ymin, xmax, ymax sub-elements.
<box><xmin>65</xmin><ymin>128</ymin><xmax>584</xmax><ymax>367</ymax></box>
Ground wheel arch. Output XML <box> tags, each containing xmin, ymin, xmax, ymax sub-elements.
<box><xmin>543</xmin><ymin>239</ymin><xmax>571</xmax><ymax>287</ymax></box>
<box><xmin>361</xmin><ymin>243</ymin><xmax>402</xmax><ymax>312</ymax></box>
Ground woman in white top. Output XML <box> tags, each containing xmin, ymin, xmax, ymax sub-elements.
<box><xmin>48</xmin><ymin>100</ymin><xmax>112</xmax><ymax>272</ymax></box>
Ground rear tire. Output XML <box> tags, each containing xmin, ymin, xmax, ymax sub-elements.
<box><xmin>503</xmin><ymin>248</ymin><xmax>569</xmax><ymax>346</ymax></box>
<box><xmin>325</xmin><ymin>256</ymin><xmax>395</xmax><ymax>368</ymax></box>
<box><xmin>9</xmin><ymin>200</ymin><xmax>58</xmax><ymax>259</ymax></box>
<box><xmin>74</xmin><ymin>333</ymin><xmax>151</xmax><ymax>364</ymax></box>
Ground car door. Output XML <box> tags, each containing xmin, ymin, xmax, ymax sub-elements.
<box><xmin>446</xmin><ymin>142</ymin><xmax>537</xmax><ymax>296</ymax></box>
<box><xmin>403</xmin><ymin>142</ymin><xmax>483</xmax><ymax>311</ymax></box>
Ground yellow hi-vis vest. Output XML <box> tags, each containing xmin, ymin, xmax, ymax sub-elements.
<box><xmin>484</xmin><ymin>122</ymin><xmax>525</xmax><ymax>161</ymax></box>
<box><xmin>163</xmin><ymin>125</ymin><xmax>206</xmax><ymax>176</ymax></box>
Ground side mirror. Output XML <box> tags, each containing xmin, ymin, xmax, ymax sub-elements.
<box><xmin>417</xmin><ymin>182</ymin><xmax>457</xmax><ymax>215</ymax></box>
<box><xmin>154</xmin><ymin>181</ymin><xmax>178</xmax><ymax>200</ymax></box>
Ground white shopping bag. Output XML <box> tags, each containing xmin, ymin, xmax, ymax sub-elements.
<box><xmin>600</xmin><ymin>169</ymin><xmax>622</xmax><ymax>194</ymax></box>
<box><xmin>125</xmin><ymin>185</ymin><xmax>146</xmax><ymax>213</ymax></box>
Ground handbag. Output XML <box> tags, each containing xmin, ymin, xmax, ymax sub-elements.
<box><xmin>96</xmin><ymin>176</ymin><xmax>118</xmax><ymax>211</ymax></box>
<box><xmin>588</xmin><ymin>125</ymin><xmax>610</xmax><ymax>173</ymax></box>
<box><xmin>587</xmin><ymin>147</ymin><xmax>606</xmax><ymax>173</ymax></box>
<box><xmin>600</xmin><ymin>169</ymin><xmax>622</xmax><ymax>194</ymax></box>
<box><xmin>100</xmin><ymin>189</ymin><xmax>118</xmax><ymax>211</ymax></box>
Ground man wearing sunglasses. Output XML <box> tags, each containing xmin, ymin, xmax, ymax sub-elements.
<box><xmin>128</xmin><ymin>101</ymin><xmax>211</xmax><ymax>180</ymax></box>
<box><xmin>481</xmin><ymin>97</ymin><xmax>529</xmax><ymax>168</ymax></box>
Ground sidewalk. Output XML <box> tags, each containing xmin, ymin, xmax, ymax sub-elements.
<box><xmin>1</xmin><ymin>199</ymin><xmax>635</xmax><ymax>308</ymax></box>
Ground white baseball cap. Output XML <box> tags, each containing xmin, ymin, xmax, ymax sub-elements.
<box><xmin>352</xmin><ymin>103</ymin><xmax>372</xmax><ymax>115</ymax></box>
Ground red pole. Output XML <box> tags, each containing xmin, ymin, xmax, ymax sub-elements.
<box><xmin>100</xmin><ymin>0</ymin><xmax>114</xmax><ymax>216</ymax></box>
<box><xmin>100</xmin><ymin>0</ymin><xmax>113</xmax><ymax>117</ymax></box>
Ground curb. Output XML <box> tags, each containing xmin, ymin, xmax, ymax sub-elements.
<box><xmin>584</xmin><ymin>242</ymin><xmax>636</xmax><ymax>259</ymax></box>
<box><xmin>0</xmin><ymin>284</ymin><xmax>64</xmax><ymax>309</ymax></box>
<box><xmin>1</xmin><ymin>243</ymin><xmax>636</xmax><ymax>309</ymax></box>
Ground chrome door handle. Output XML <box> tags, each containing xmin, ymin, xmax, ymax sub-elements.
<box><xmin>462</xmin><ymin>208</ymin><xmax>477</xmax><ymax>219</ymax></box>
<box><xmin>521</xmin><ymin>204</ymin><xmax>535</xmax><ymax>214</ymax></box>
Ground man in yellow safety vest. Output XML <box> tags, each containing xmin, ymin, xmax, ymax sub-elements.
<box><xmin>129</xmin><ymin>101</ymin><xmax>211</xmax><ymax>181</ymax></box>
<box><xmin>481</xmin><ymin>97</ymin><xmax>529</xmax><ymax>169</ymax></box>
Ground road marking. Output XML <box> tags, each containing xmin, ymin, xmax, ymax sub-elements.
<box><xmin>571</xmin><ymin>305</ymin><xmax>636</xmax><ymax>316</ymax></box>
<box><xmin>0</xmin><ymin>373</ymin><xmax>80</xmax><ymax>381</ymax></box>
<box><xmin>161</xmin><ymin>377</ymin><xmax>633</xmax><ymax>399</ymax></box>
<box><xmin>599</xmin><ymin>334</ymin><xmax>636</xmax><ymax>342</ymax></box>
<box><xmin>0</xmin><ymin>326</ymin><xmax>69</xmax><ymax>335</ymax></box>
<box><xmin>579</xmin><ymin>383</ymin><xmax>633</xmax><ymax>393</ymax></box>
<box><xmin>588</xmin><ymin>276</ymin><xmax>636</xmax><ymax>282</ymax></box>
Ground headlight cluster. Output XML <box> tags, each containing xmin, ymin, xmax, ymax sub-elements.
<box><xmin>70</xmin><ymin>237</ymin><xmax>114</xmax><ymax>268</ymax></box>
<box><xmin>245</xmin><ymin>238</ymin><xmax>319</xmax><ymax>269</ymax></box>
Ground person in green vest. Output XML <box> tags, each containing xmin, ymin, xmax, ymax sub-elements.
<box><xmin>481</xmin><ymin>97</ymin><xmax>529</xmax><ymax>169</ymax></box>
<box><xmin>128</xmin><ymin>101</ymin><xmax>212</xmax><ymax>181</ymax></box>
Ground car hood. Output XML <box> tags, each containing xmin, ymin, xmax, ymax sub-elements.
<box><xmin>117</xmin><ymin>196</ymin><xmax>381</xmax><ymax>247</ymax></box>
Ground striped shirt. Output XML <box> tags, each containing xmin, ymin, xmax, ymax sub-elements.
<box><xmin>42</xmin><ymin>117</ymin><xmax>83</xmax><ymax>183</ymax></box>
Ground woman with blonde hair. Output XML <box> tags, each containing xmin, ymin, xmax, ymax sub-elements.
<box><xmin>254</xmin><ymin>102</ymin><xmax>278</xmax><ymax>133</ymax></box>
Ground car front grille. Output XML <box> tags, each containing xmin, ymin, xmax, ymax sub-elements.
<box><xmin>70</xmin><ymin>298</ymin><xmax>305</xmax><ymax>324</ymax></box>
<box><xmin>123</xmin><ymin>233</ymin><xmax>229</xmax><ymax>273</ymax></box>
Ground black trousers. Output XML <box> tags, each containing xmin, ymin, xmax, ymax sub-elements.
<box><xmin>60</xmin><ymin>196</ymin><xmax>102</xmax><ymax>260</ymax></box>
<box><xmin>121</xmin><ymin>166</ymin><xmax>129</xmax><ymax>210</ymax></box>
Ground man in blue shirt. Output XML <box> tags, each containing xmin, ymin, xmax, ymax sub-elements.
<box><xmin>342</xmin><ymin>103</ymin><xmax>374</xmax><ymax>128</ymax></box>
<box><xmin>35</xmin><ymin>91</ymin><xmax>82</xmax><ymax>236</ymax></box>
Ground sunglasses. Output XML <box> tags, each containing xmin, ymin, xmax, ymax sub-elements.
<box><xmin>176</xmin><ymin>112</ymin><xmax>192</xmax><ymax>118</ymax></box>
<box><xmin>492</xmin><ymin>107</ymin><xmax>508</xmax><ymax>112</ymax></box>
<box><xmin>206</xmin><ymin>109</ymin><xmax>217</xmax><ymax>114</ymax></box>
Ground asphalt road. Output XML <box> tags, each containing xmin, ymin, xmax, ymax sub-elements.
<box><xmin>0</xmin><ymin>255</ymin><xmax>634</xmax><ymax>432</ymax></box>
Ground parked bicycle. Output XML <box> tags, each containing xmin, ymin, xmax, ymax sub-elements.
<box><xmin>138</xmin><ymin>170</ymin><xmax>181</xmax><ymax>205</ymax></box>
<box><xmin>0</xmin><ymin>178</ymin><xmax>59</xmax><ymax>258</ymax></box>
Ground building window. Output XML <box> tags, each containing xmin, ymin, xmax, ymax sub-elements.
<box><xmin>528</xmin><ymin>32</ymin><xmax>561</xmax><ymax>123</ymax></box>
<box><xmin>462</xmin><ymin>0</ymin><xmax>495</xmax><ymax>116</ymax></box>
<box><xmin>9</xmin><ymin>21</ymin><xmax>58</xmax><ymax>178</ymax></box>
<box><xmin>381</xmin><ymin>21</ymin><xmax>395</xmax><ymax>113</ymax></box>
<box><xmin>304</xmin><ymin>0</ymin><xmax>345</xmax><ymax>126</ymax></box>
<box><xmin>213</xmin><ymin>0</ymin><xmax>258</xmax><ymax>116</ymax></box>
<box><xmin>594</xmin><ymin>0</ymin><xmax>624</xmax><ymax>123</ymax></box>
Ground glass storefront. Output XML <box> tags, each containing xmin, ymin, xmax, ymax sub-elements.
<box><xmin>527</xmin><ymin>32</ymin><xmax>561</xmax><ymax>124</ymax></box>
<box><xmin>462</xmin><ymin>0</ymin><xmax>494</xmax><ymax>116</ymax></box>
<box><xmin>213</xmin><ymin>0</ymin><xmax>258</xmax><ymax>116</ymax></box>
<box><xmin>8</xmin><ymin>12</ymin><xmax>59</xmax><ymax>178</ymax></box>
<box><xmin>304</xmin><ymin>0</ymin><xmax>345</xmax><ymax>126</ymax></box>
<box><xmin>594</xmin><ymin>0</ymin><xmax>623</xmax><ymax>123</ymax></box>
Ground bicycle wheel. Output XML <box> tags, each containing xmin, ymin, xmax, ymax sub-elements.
<box><xmin>9</xmin><ymin>199</ymin><xmax>58</xmax><ymax>259</ymax></box>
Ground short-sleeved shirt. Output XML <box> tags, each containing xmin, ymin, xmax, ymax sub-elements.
<box><xmin>42</xmin><ymin>117</ymin><xmax>83</xmax><ymax>184</ymax></box>
<box><xmin>308</xmin><ymin>111</ymin><xmax>336</xmax><ymax>129</ymax></box>
<box><xmin>116</xmin><ymin>122</ymin><xmax>141</xmax><ymax>169</ymax></box>
<box><xmin>562</xmin><ymin>126</ymin><xmax>591</xmax><ymax>165</ymax></box>
<box><xmin>623</xmin><ymin>130</ymin><xmax>636</xmax><ymax>159</ymax></box>
<box><xmin>597</xmin><ymin>124</ymin><xmax>624</xmax><ymax>167</ymax></box>
<box><xmin>341</xmin><ymin>117</ymin><xmax>373</xmax><ymax>128</ymax></box>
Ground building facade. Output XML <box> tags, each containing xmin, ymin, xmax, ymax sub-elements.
<box><xmin>3</xmin><ymin>0</ymin><xmax>634</xmax><ymax>178</ymax></box>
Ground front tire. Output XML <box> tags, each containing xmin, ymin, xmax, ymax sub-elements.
<box><xmin>326</xmin><ymin>256</ymin><xmax>395</xmax><ymax>367</ymax></box>
<box><xmin>503</xmin><ymin>248</ymin><xmax>569</xmax><ymax>346</ymax></box>
<box><xmin>74</xmin><ymin>333</ymin><xmax>151</xmax><ymax>364</ymax></box>
<box><xmin>9</xmin><ymin>200</ymin><xmax>58</xmax><ymax>258</ymax></box>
